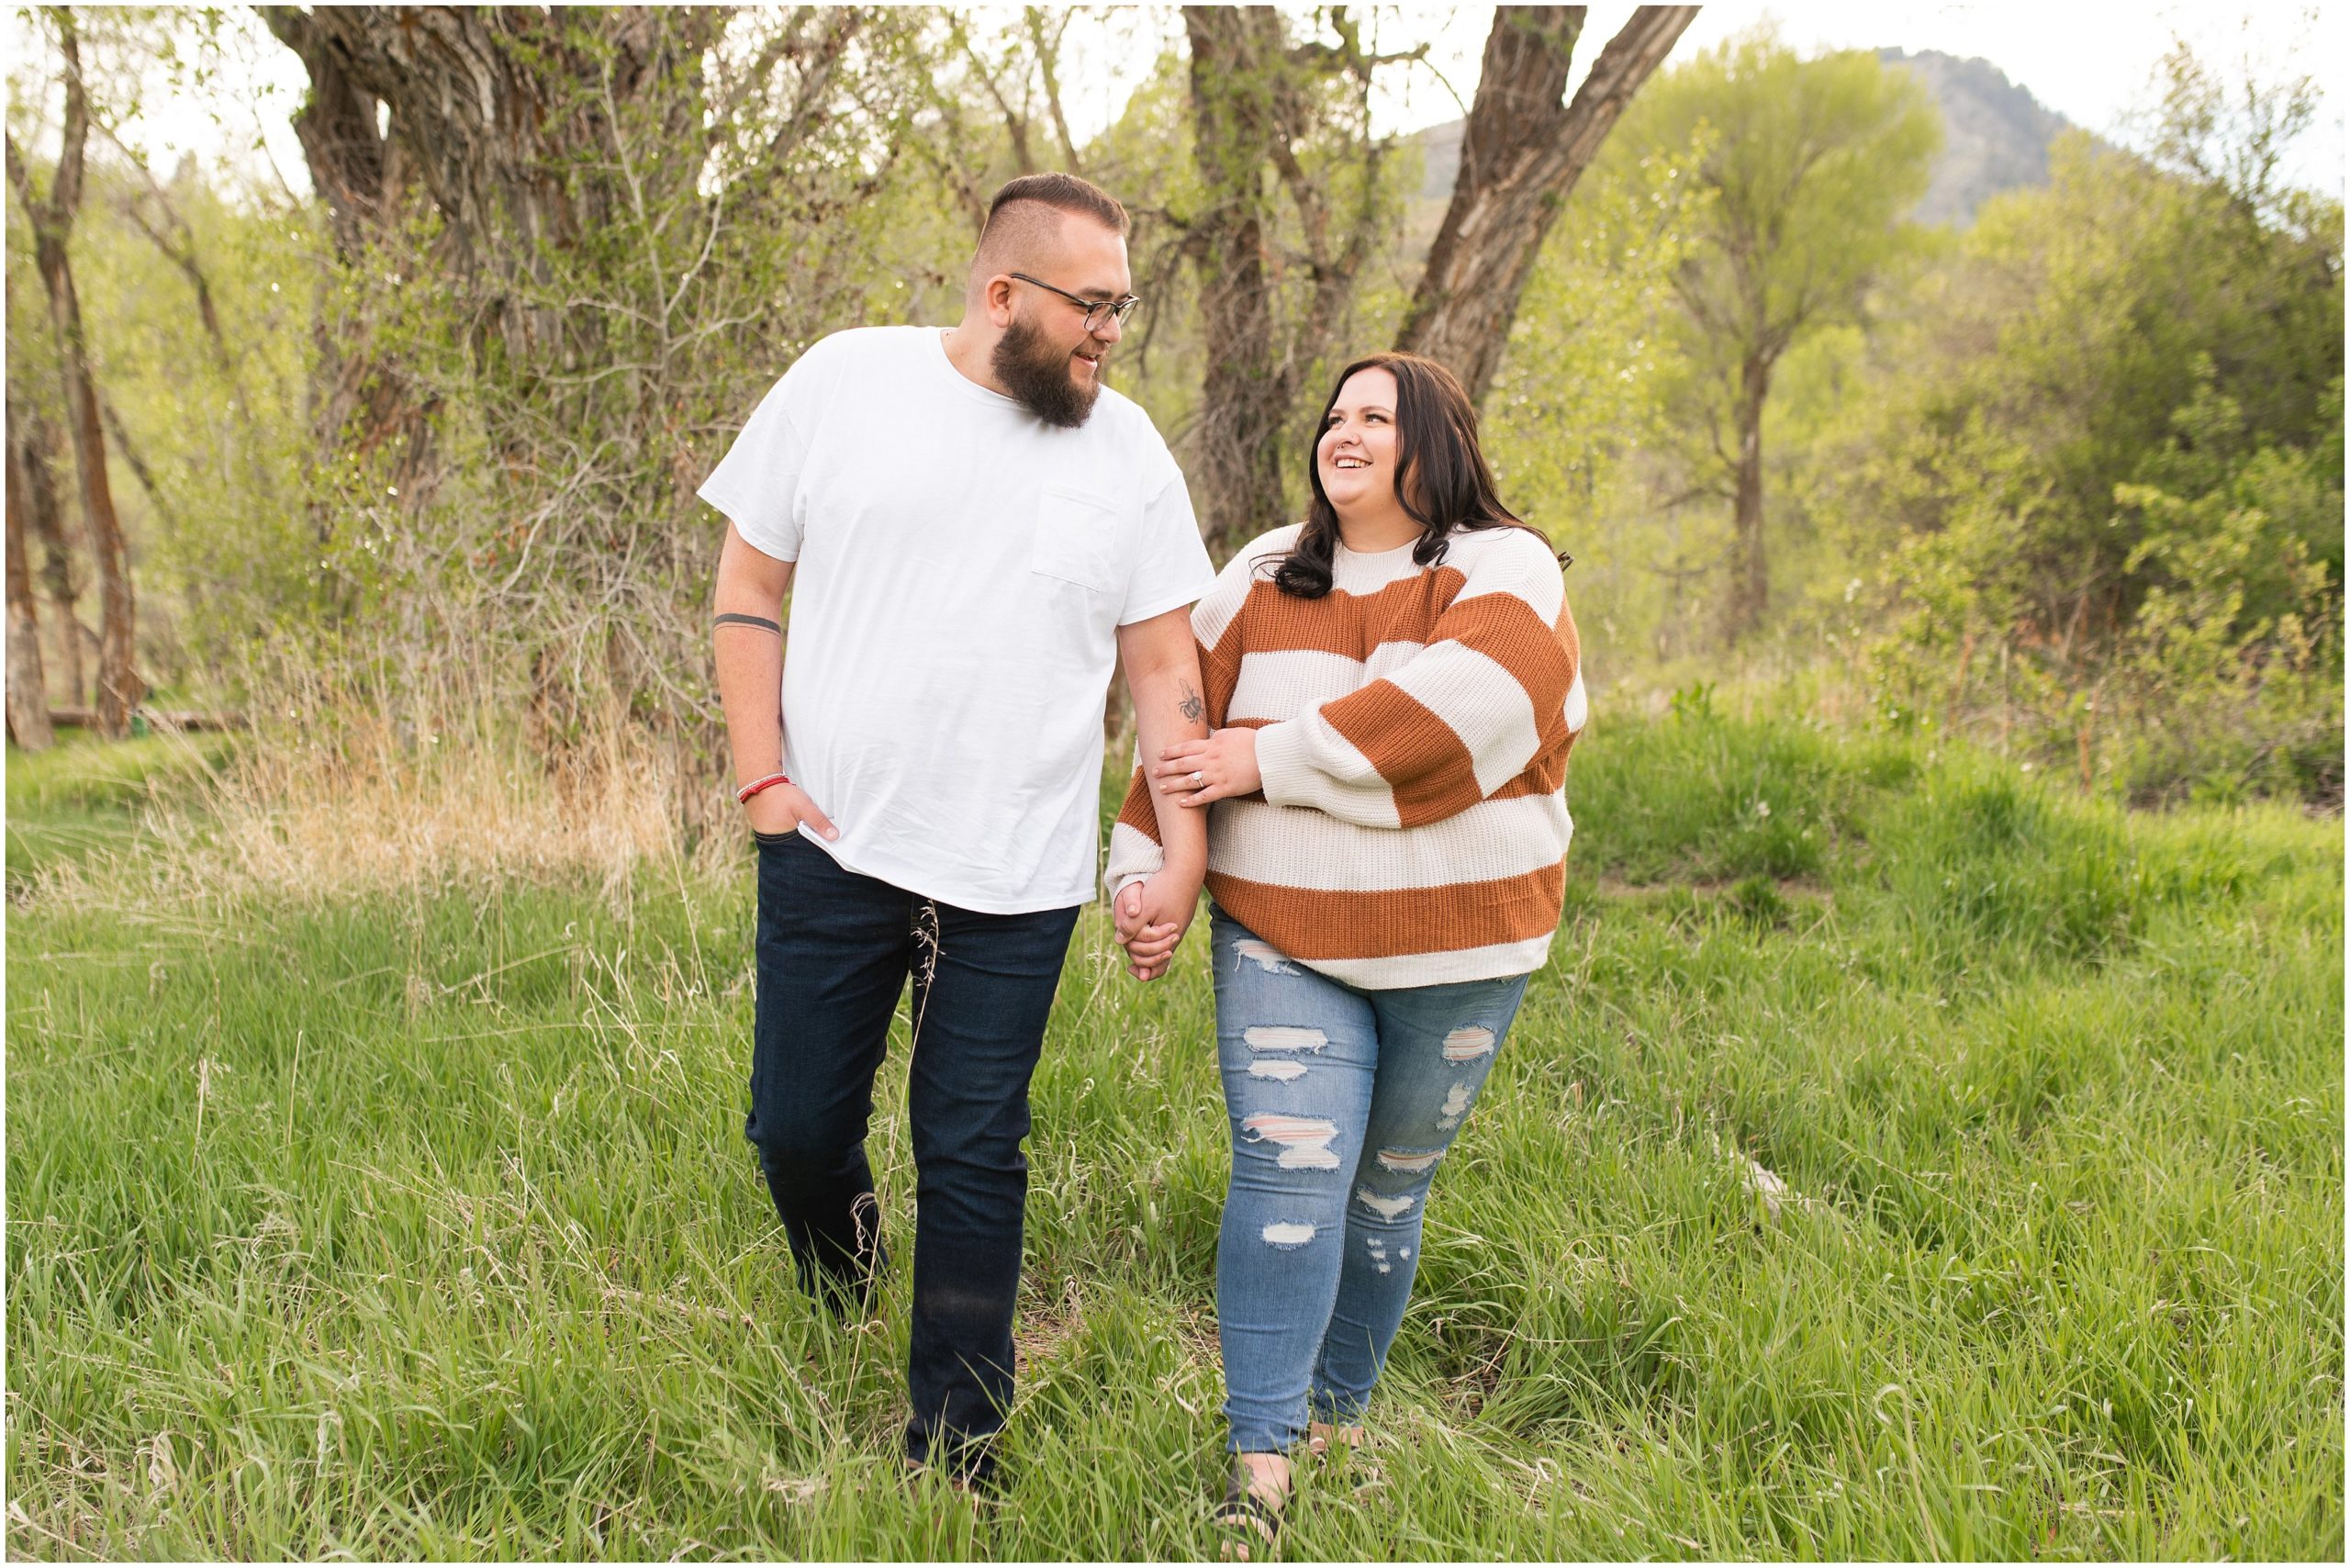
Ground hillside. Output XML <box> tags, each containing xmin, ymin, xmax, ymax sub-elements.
<box><xmin>1879</xmin><ymin>48</ymin><xmax>2074</xmax><ymax>226</ymax></box>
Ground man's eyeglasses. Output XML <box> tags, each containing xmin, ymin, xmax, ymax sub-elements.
<box><xmin>1009</xmin><ymin>272</ymin><xmax>1142</xmax><ymax>335</ymax></box>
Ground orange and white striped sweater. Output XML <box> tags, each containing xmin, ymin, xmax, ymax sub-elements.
<box><xmin>1106</xmin><ymin>521</ymin><xmax>1587</xmax><ymax>988</ymax></box>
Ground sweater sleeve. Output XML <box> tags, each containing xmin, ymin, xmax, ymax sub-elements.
<box><xmin>1102</xmin><ymin>760</ymin><xmax>1165</xmax><ymax>901</ymax></box>
<box><xmin>1255</xmin><ymin>532</ymin><xmax>1574</xmax><ymax>830</ymax></box>
<box><xmin>1103</xmin><ymin>542</ymin><xmax>1270</xmax><ymax>893</ymax></box>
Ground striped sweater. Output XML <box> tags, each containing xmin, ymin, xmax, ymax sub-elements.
<box><xmin>1106</xmin><ymin>521</ymin><xmax>1586</xmax><ymax>988</ymax></box>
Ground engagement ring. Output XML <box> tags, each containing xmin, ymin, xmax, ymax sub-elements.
<box><xmin>1191</xmin><ymin>771</ymin><xmax>1203</xmax><ymax>786</ymax></box>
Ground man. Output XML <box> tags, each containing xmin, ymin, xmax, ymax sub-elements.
<box><xmin>700</xmin><ymin>173</ymin><xmax>1211</xmax><ymax>1484</ymax></box>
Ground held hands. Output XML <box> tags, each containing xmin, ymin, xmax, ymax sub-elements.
<box><xmin>1113</xmin><ymin>874</ymin><xmax>1197</xmax><ymax>981</ymax></box>
<box><xmin>744</xmin><ymin>780</ymin><xmax>839</xmax><ymax>841</ymax></box>
<box><xmin>1151</xmin><ymin>728</ymin><xmax>1261</xmax><ymax>808</ymax></box>
<box><xmin>1118</xmin><ymin>730</ymin><xmax>1248</xmax><ymax>982</ymax></box>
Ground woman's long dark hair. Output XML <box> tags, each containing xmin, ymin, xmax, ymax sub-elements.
<box><xmin>1270</xmin><ymin>352</ymin><xmax>1538</xmax><ymax>599</ymax></box>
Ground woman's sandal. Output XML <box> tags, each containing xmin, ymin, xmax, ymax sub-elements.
<box><xmin>1214</xmin><ymin>1465</ymin><xmax>1287</xmax><ymax>1562</ymax></box>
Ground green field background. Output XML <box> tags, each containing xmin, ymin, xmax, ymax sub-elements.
<box><xmin>6</xmin><ymin>714</ymin><xmax>2342</xmax><ymax>1560</ymax></box>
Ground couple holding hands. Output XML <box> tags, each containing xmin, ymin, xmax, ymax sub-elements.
<box><xmin>702</xmin><ymin>173</ymin><xmax>1583</xmax><ymax>1541</ymax></box>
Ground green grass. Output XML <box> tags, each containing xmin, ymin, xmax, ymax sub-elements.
<box><xmin>5</xmin><ymin>731</ymin><xmax>229</xmax><ymax>891</ymax></box>
<box><xmin>6</xmin><ymin>712</ymin><xmax>2342</xmax><ymax>1559</ymax></box>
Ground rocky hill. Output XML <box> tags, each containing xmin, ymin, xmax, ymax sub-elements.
<box><xmin>1878</xmin><ymin>49</ymin><xmax>2074</xmax><ymax>227</ymax></box>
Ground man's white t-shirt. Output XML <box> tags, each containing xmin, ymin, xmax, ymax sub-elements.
<box><xmin>699</xmin><ymin>326</ymin><xmax>1214</xmax><ymax>913</ymax></box>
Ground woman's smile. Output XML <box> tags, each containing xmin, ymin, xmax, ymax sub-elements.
<box><xmin>1316</xmin><ymin>365</ymin><xmax>1403</xmax><ymax>512</ymax></box>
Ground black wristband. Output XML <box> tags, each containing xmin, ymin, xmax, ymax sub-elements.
<box><xmin>713</xmin><ymin>612</ymin><xmax>781</xmax><ymax>634</ymax></box>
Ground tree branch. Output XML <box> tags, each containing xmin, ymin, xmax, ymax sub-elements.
<box><xmin>3</xmin><ymin>132</ymin><xmax>35</xmax><ymax>220</ymax></box>
<box><xmin>1396</xmin><ymin>5</ymin><xmax>1696</xmax><ymax>402</ymax></box>
<box><xmin>1026</xmin><ymin>6</ymin><xmax>1083</xmax><ymax>173</ymax></box>
<box><xmin>953</xmin><ymin>15</ymin><xmax>1035</xmax><ymax>173</ymax></box>
<box><xmin>44</xmin><ymin>6</ymin><xmax>88</xmax><ymax>222</ymax></box>
<box><xmin>97</xmin><ymin>397</ymin><xmax>177</xmax><ymax>532</ymax></box>
<box><xmin>1288</xmin><ymin>6</ymin><xmax>1428</xmax><ymax>79</ymax></box>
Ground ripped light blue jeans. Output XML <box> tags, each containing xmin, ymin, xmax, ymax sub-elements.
<box><xmin>1209</xmin><ymin>905</ymin><xmax>1531</xmax><ymax>1454</ymax></box>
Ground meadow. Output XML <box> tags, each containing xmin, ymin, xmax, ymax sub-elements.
<box><xmin>5</xmin><ymin>711</ymin><xmax>2342</xmax><ymax>1560</ymax></box>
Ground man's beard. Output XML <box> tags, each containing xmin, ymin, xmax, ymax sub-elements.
<box><xmin>991</xmin><ymin>315</ymin><xmax>1102</xmax><ymax>429</ymax></box>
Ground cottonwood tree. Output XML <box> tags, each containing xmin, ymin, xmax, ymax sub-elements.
<box><xmin>6</xmin><ymin>389</ymin><xmax>54</xmax><ymax>750</ymax></box>
<box><xmin>6</xmin><ymin>7</ymin><xmax>141</xmax><ymax>735</ymax></box>
<box><xmin>1396</xmin><ymin>5</ymin><xmax>1696</xmax><ymax>405</ymax></box>
<box><xmin>1</xmin><ymin>284</ymin><xmax>83</xmax><ymax>708</ymax></box>
<box><xmin>25</xmin><ymin>418</ymin><xmax>81</xmax><ymax>708</ymax></box>
<box><xmin>257</xmin><ymin>5</ymin><xmax>727</xmax><ymax>506</ymax></box>
<box><xmin>1178</xmin><ymin>6</ymin><xmax>1416</xmax><ymax>555</ymax></box>
<box><xmin>252</xmin><ymin>6</ymin><xmax>945</xmax><ymax>796</ymax></box>
<box><xmin>1172</xmin><ymin>6</ymin><xmax>1692</xmax><ymax>554</ymax></box>
<box><xmin>1617</xmin><ymin>32</ymin><xmax>1939</xmax><ymax>646</ymax></box>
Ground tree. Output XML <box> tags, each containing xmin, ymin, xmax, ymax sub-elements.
<box><xmin>906</xmin><ymin>8</ymin><xmax>1091</xmax><ymax>230</ymax></box>
<box><xmin>1167</xmin><ymin>6</ymin><xmax>1689</xmax><ymax>554</ymax></box>
<box><xmin>242</xmin><ymin>6</ymin><xmax>951</xmax><ymax>806</ymax></box>
<box><xmin>1177</xmin><ymin>6</ymin><xmax>1416</xmax><ymax>555</ymax></box>
<box><xmin>6</xmin><ymin>7</ymin><xmax>141</xmax><ymax>734</ymax></box>
<box><xmin>6</xmin><ymin>389</ymin><xmax>53</xmax><ymax>750</ymax></box>
<box><xmin>1835</xmin><ymin>57</ymin><xmax>2343</xmax><ymax>801</ymax></box>
<box><xmin>1617</xmin><ymin>32</ymin><xmax>1939</xmax><ymax>645</ymax></box>
<box><xmin>258</xmin><ymin>6</ymin><xmax>726</xmax><ymax>504</ymax></box>
<box><xmin>1</xmin><ymin>261</ymin><xmax>83</xmax><ymax>707</ymax></box>
<box><xmin>1481</xmin><ymin>129</ymin><xmax>1710</xmax><ymax>656</ymax></box>
<box><xmin>22</xmin><ymin>406</ymin><xmax>81</xmax><ymax>708</ymax></box>
<box><xmin>1395</xmin><ymin>5</ymin><xmax>1696</xmax><ymax>405</ymax></box>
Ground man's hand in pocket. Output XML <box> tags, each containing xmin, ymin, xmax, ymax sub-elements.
<box><xmin>746</xmin><ymin>781</ymin><xmax>837</xmax><ymax>840</ymax></box>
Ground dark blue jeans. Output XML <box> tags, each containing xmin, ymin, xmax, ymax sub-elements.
<box><xmin>746</xmin><ymin>830</ymin><xmax>1079</xmax><ymax>1478</ymax></box>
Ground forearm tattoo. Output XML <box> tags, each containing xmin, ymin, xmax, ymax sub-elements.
<box><xmin>1178</xmin><ymin>678</ymin><xmax>1204</xmax><ymax>724</ymax></box>
<box><xmin>713</xmin><ymin>612</ymin><xmax>781</xmax><ymax>634</ymax></box>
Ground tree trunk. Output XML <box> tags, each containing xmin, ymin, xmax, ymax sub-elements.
<box><xmin>262</xmin><ymin>6</ymin><xmax>721</xmax><ymax>342</ymax></box>
<box><xmin>1720</xmin><ymin>353</ymin><xmax>1772</xmax><ymax>646</ymax></box>
<box><xmin>262</xmin><ymin>6</ymin><xmax>723</xmax><ymax>514</ymax></box>
<box><xmin>46</xmin><ymin>252</ymin><xmax>140</xmax><ymax>734</ymax></box>
<box><xmin>259</xmin><ymin>5</ymin><xmax>437</xmax><ymax>505</ymax></box>
<box><xmin>5</xmin><ymin>14</ymin><xmax>140</xmax><ymax>737</ymax></box>
<box><xmin>14</xmin><ymin>398</ymin><xmax>81</xmax><ymax>707</ymax></box>
<box><xmin>1395</xmin><ymin>6</ymin><xmax>1695</xmax><ymax>405</ymax></box>
<box><xmin>259</xmin><ymin>6</ymin><xmax>389</xmax><ymax>265</ymax></box>
<box><xmin>1180</xmin><ymin>6</ymin><xmax>1400</xmax><ymax>557</ymax></box>
<box><xmin>1182</xmin><ymin>6</ymin><xmax>1300</xmax><ymax>558</ymax></box>
<box><xmin>6</xmin><ymin>409</ymin><xmax>54</xmax><ymax>751</ymax></box>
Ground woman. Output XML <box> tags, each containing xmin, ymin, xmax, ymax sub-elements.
<box><xmin>1108</xmin><ymin>352</ymin><xmax>1586</xmax><ymax>1546</ymax></box>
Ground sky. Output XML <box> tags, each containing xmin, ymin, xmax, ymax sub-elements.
<box><xmin>1364</xmin><ymin>5</ymin><xmax>2344</xmax><ymax>191</ymax></box>
<box><xmin>7</xmin><ymin>5</ymin><xmax>2342</xmax><ymax>201</ymax></box>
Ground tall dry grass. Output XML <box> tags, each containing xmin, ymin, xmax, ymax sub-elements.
<box><xmin>28</xmin><ymin>638</ymin><xmax>734</xmax><ymax>913</ymax></box>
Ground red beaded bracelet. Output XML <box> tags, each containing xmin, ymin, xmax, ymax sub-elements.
<box><xmin>735</xmin><ymin>771</ymin><xmax>792</xmax><ymax>804</ymax></box>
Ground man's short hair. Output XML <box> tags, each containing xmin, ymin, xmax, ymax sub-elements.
<box><xmin>972</xmin><ymin>173</ymin><xmax>1130</xmax><ymax>281</ymax></box>
<box><xmin>986</xmin><ymin>172</ymin><xmax>1129</xmax><ymax>239</ymax></box>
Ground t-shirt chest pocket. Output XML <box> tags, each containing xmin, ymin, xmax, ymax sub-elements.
<box><xmin>1030</xmin><ymin>486</ymin><xmax>1122</xmax><ymax>594</ymax></box>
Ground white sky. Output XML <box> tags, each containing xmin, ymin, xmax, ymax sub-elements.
<box><xmin>8</xmin><ymin>5</ymin><xmax>2343</xmax><ymax>200</ymax></box>
<box><xmin>1367</xmin><ymin>4</ymin><xmax>2344</xmax><ymax>193</ymax></box>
